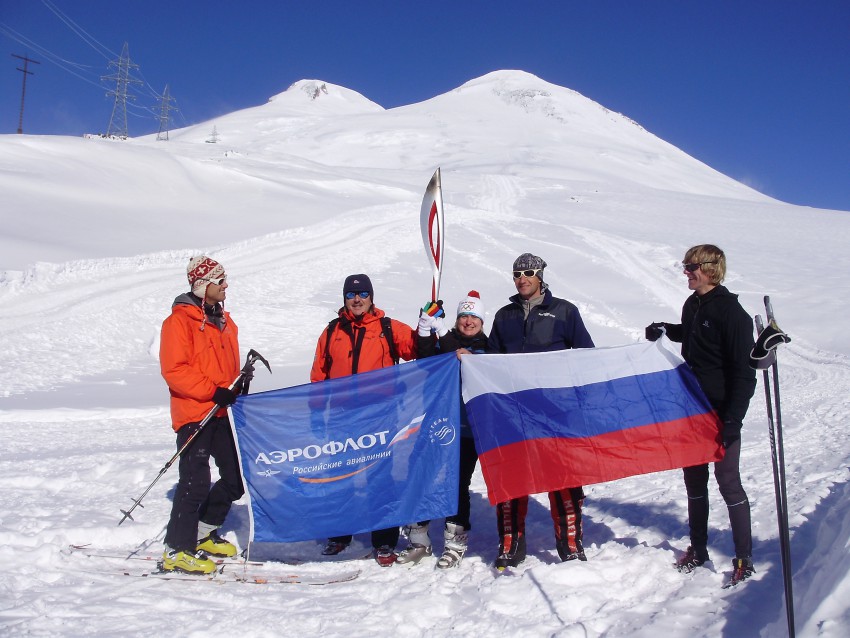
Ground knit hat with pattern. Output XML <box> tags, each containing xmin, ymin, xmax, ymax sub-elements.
<box><xmin>187</xmin><ymin>255</ymin><xmax>225</xmax><ymax>299</ymax></box>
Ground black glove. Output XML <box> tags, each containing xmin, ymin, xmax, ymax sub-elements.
<box><xmin>212</xmin><ymin>386</ymin><xmax>238</xmax><ymax>406</ymax></box>
<box><xmin>722</xmin><ymin>420</ymin><xmax>742</xmax><ymax>448</ymax></box>
<box><xmin>750</xmin><ymin>321</ymin><xmax>791</xmax><ymax>369</ymax></box>
<box><xmin>645</xmin><ymin>322</ymin><xmax>666</xmax><ymax>341</ymax></box>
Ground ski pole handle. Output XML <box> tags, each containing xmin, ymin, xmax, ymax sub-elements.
<box><xmin>764</xmin><ymin>296</ymin><xmax>775</xmax><ymax>322</ymax></box>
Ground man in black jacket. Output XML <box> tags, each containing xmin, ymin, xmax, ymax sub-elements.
<box><xmin>646</xmin><ymin>244</ymin><xmax>757</xmax><ymax>586</ymax></box>
<box><xmin>488</xmin><ymin>253</ymin><xmax>595</xmax><ymax>570</ymax></box>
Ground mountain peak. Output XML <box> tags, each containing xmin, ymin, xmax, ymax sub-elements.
<box><xmin>267</xmin><ymin>80</ymin><xmax>384</xmax><ymax>114</ymax></box>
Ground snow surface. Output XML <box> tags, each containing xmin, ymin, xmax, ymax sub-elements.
<box><xmin>0</xmin><ymin>70</ymin><xmax>848</xmax><ymax>637</ymax></box>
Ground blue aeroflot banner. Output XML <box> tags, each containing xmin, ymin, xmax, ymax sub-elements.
<box><xmin>230</xmin><ymin>355</ymin><xmax>461</xmax><ymax>543</ymax></box>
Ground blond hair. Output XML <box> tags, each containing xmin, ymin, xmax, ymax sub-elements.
<box><xmin>683</xmin><ymin>244</ymin><xmax>726</xmax><ymax>285</ymax></box>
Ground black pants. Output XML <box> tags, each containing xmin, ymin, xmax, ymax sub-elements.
<box><xmin>683</xmin><ymin>438</ymin><xmax>752</xmax><ymax>558</ymax></box>
<box><xmin>164</xmin><ymin>416</ymin><xmax>245</xmax><ymax>553</ymax></box>
<box><xmin>446</xmin><ymin>436</ymin><xmax>479</xmax><ymax>531</ymax></box>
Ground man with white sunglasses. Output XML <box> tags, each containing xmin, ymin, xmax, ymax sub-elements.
<box><xmin>487</xmin><ymin>253</ymin><xmax>596</xmax><ymax>570</ymax></box>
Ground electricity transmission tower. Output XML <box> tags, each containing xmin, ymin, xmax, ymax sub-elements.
<box><xmin>102</xmin><ymin>42</ymin><xmax>141</xmax><ymax>138</ymax></box>
<box><xmin>156</xmin><ymin>84</ymin><xmax>177</xmax><ymax>140</ymax></box>
<box><xmin>12</xmin><ymin>53</ymin><xmax>40</xmax><ymax>134</ymax></box>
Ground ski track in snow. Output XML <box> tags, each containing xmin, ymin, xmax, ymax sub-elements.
<box><xmin>2</xmin><ymin>203</ymin><xmax>849</xmax><ymax>636</ymax></box>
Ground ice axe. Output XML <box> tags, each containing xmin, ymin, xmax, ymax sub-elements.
<box><xmin>118</xmin><ymin>349</ymin><xmax>271</xmax><ymax>526</ymax></box>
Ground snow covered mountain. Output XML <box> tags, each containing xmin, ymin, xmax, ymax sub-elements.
<box><xmin>0</xmin><ymin>70</ymin><xmax>848</xmax><ymax>637</ymax></box>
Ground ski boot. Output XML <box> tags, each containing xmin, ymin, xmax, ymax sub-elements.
<box><xmin>197</xmin><ymin>529</ymin><xmax>237</xmax><ymax>558</ymax></box>
<box><xmin>436</xmin><ymin>522</ymin><xmax>469</xmax><ymax>569</ymax></box>
<box><xmin>556</xmin><ymin>538</ymin><xmax>587</xmax><ymax>562</ymax></box>
<box><xmin>161</xmin><ymin>549</ymin><xmax>217</xmax><ymax>574</ymax></box>
<box><xmin>397</xmin><ymin>522</ymin><xmax>433</xmax><ymax>566</ymax></box>
<box><xmin>494</xmin><ymin>533</ymin><xmax>526</xmax><ymax>571</ymax></box>
<box><xmin>374</xmin><ymin>545</ymin><xmax>398</xmax><ymax>567</ymax></box>
<box><xmin>322</xmin><ymin>540</ymin><xmax>350</xmax><ymax>556</ymax></box>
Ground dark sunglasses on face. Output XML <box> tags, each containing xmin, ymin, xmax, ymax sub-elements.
<box><xmin>683</xmin><ymin>262</ymin><xmax>716</xmax><ymax>273</ymax></box>
<box><xmin>345</xmin><ymin>291</ymin><xmax>371</xmax><ymax>300</ymax></box>
<box><xmin>205</xmin><ymin>275</ymin><xmax>226</xmax><ymax>285</ymax></box>
<box><xmin>513</xmin><ymin>268</ymin><xmax>542</xmax><ymax>279</ymax></box>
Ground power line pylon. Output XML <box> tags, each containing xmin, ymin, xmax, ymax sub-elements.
<box><xmin>156</xmin><ymin>84</ymin><xmax>178</xmax><ymax>141</ymax></box>
<box><xmin>102</xmin><ymin>42</ymin><xmax>142</xmax><ymax>138</ymax></box>
<box><xmin>12</xmin><ymin>53</ymin><xmax>40</xmax><ymax>134</ymax></box>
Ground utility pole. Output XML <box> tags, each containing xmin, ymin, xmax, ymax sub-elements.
<box><xmin>156</xmin><ymin>84</ymin><xmax>177</xmax><ymax>141</ymax></box>
<box><xmin>102</xmin><ymin>42</ymin><xmax>141</xmax><ymax>138</ymax></box>
<box><xmin>12</xmin><ymin>54</ymin><xmax>40</xmax><ymax>134</ymax></box>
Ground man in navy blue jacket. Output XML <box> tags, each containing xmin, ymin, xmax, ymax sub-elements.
<box><xmin>488</xmin><ymin>253</ymin><xmax>595</xmax><ymax>570</ymax></box>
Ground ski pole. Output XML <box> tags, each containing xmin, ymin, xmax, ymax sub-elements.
<box><xmin>764</xmin><ymin>299</ymin><xmax>795</xmax><ymax>638</ymax></box>
<box><xmin>118</xmin><ymin>349</ymin><xmax>271</xmax><ymax>526</ymax></box>
<box><xmin>754</xmin><ymin>304</ymin><xmax>795</xmax><ymax>637</ymax></box>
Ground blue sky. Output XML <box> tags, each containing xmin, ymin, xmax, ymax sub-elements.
<box><xmin>2</xmin><ymin>0</ymin><xmax>849</xmax><ymax>211</ymax></box>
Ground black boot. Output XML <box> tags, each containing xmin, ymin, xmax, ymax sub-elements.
<box><xmin>494</xmin><ymin>533</ymin><xmax>526</xmax><ymax>570</ymax></box>
<box><xmin>556</xmin><ymin>538</ymin><xmax>586</xmax><ymax>562</ymax></box>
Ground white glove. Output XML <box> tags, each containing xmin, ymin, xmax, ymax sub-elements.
<box><xmin>433</xmin><ymin>315</ymin><xmax>448</xmax><ymax>338</ymax></box>
<box><xmin>418</xmin><ymin>313</ymin><xmax>436</xmax><ymax>337</ymax></box>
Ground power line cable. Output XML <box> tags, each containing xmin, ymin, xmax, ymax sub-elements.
<box><xmin>40</xmin><ymin>0</ymin><xmax>116</xmax><ymax>60</ymax></box>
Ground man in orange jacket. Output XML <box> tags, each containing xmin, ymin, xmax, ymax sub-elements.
<box><xmin>159</xmin><ymin>256</ymin><xmax>245</xmax><ymax>574</ymax></box>
<box><xmin>310</xmin><ymin>273</ymin><xmax>417</xmax><ymax>566</ymax></box>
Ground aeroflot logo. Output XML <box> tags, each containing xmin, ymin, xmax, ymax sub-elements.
<box><xmin>429</xmin><ymin>417</ymin><xmax>455</xmax><ymax>446</ymax></box>
<box><xmin>254</xmin><ymin>414</ymin><xmax>427</xmax><ymax>484</ymax></box>
<box><xmin>254</xmin><ymin>430</ymin><xmax>393</xmax><ymax>465</ymax></box>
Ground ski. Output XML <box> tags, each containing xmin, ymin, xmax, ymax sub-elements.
<box><xmin>68</xmin><ymin>544</ymin><xmax>372</xmax><ymax>578</ymax></box>
<box><xmin>66</xmin><ymin>544</ymin><xmax>271</xmax><ymax>566</ymax></box>
<box><xmin>80</xmin><ymin>564</ymin><xmax>360</xmax><ymax>585</ymax></box>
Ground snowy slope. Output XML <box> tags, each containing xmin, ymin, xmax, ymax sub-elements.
<box><xmin>0</xmin><ymin>70</ymin><xmax>848</xmax><ymax>637</ymax></box>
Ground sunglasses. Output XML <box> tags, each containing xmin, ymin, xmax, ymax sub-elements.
<box><xmin>345</xmin><ymin>291</ymin><xmax>371</xmax><ymax>299</ymax></box>
<box><xmin>683</xmin><ymin>262</ymin><xmax>716</xmax><ymax>273</ymax></box>
<box><xmin>513</xmin><ymin>269</ymin><xmax>542</xmax><ymax>279</ymax></box>
<box><xmin>204</xmin><ymin>275</ymin><xmax>227</xmax><ymax>285</ymax></box>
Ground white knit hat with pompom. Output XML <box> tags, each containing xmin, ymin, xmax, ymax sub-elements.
<box><xmin>456</xmin><ymin>290</ymin><xmax>484</xmax><ymax>320</ymax></box>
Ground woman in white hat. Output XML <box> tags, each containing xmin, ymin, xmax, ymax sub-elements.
<box><xmin>398</xmin><ymin>291</ymin><xmax>488</xmax><ymax>569</ymax></box>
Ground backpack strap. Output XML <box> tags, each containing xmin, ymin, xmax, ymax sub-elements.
<box><xmin>381</xmin><ymin>316</ymin><xmax>399</xmax><ymax>365</ymax></box>
<box><xmin>322</xmin><ymin>318</ymin><xmax>340</xmax><ymax>379</ymax></box>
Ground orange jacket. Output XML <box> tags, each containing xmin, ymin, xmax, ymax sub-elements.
<box><xmin>310</xmin><ymin>306</ymin><xmax>417</xmax><ymax>382</ymax></box>
<box><xmin>160</xmin><ymin>295</ymin><xmax>241</xmax><ymax>431</ymax></box>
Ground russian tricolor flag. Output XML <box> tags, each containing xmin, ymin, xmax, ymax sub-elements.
<box><xmin>462</xmin><ymin>337</ymin><xmax>724</xmax><ymax>504</ymax></box>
